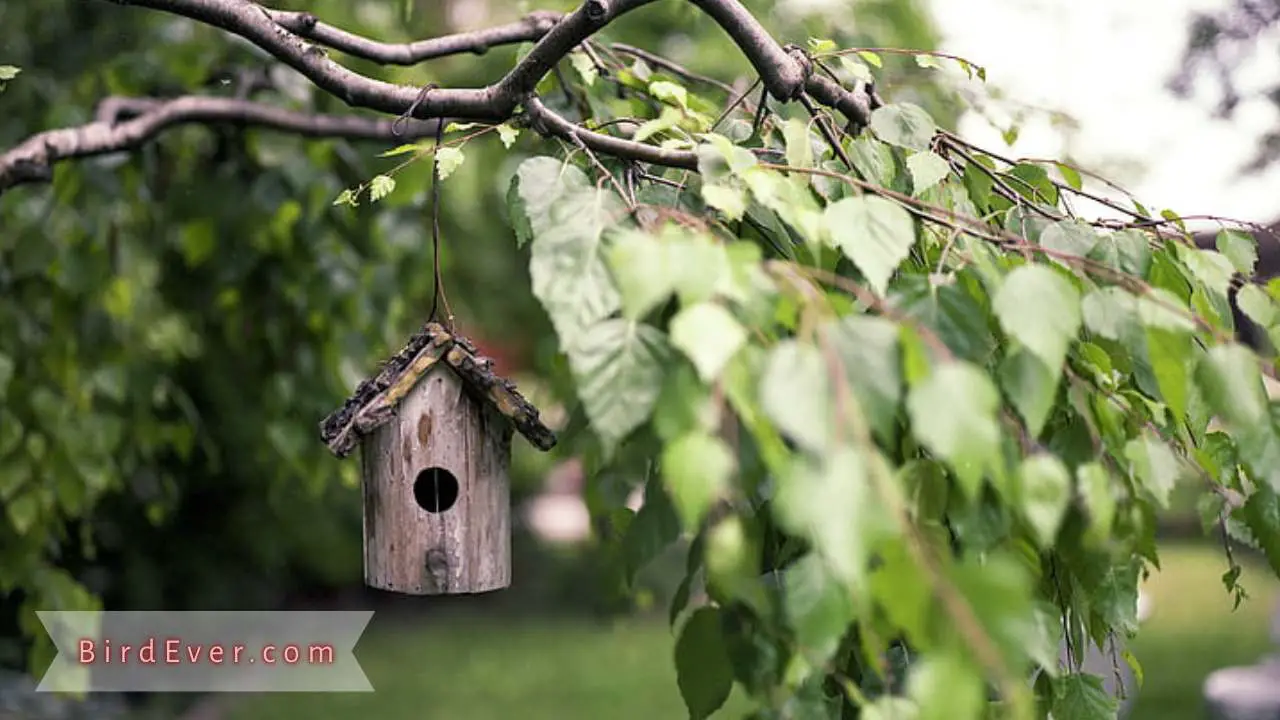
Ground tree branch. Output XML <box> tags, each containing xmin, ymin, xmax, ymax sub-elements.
<box><xmin>112</xmin><ymin>0</ymin><xmax>874</xmax><ymax>127</ymax></box>
<box><xmin>524</xmin><ymin>96</ymin><xmax>698</xmax><ymax>169</ymax></box>
<box><xmin>0</xmin><ymin>96</ymin><xmax>440</xmax><ymax>193</ymax></box>
<box><xmin>2</xmin><ymin>0</ymin><xmax>881</xmax><ymax>192</ymax></box>
<box><xmin>267</xmin><ymin>9</ymin><xmax>565</xmax><ymax>65</ymax></box>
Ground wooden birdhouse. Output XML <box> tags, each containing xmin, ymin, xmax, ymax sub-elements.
<box><xmin>319</xmin><ymin>322</ymin><xmax>556</xmax><ymax>595</ymax></box>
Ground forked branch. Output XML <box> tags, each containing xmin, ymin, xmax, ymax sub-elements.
<box><xmin>0</xmin><ymin>0</ymin><xmax>880</xmax><ymax>193</ymax></box>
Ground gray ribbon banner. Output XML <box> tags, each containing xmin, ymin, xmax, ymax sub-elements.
<box><xmin>35</xmin><ymin>611</ymin><xmax>374</xmax><ymax>693</ymax></box>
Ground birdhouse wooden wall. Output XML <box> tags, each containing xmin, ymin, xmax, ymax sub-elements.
<box><xmin>359</xmin><ymin>364</ymin><xmax>512</xmax><ymax>595</ymax></box>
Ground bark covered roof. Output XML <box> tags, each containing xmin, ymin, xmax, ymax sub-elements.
<box><xmin>319</xmin><ymin>322</ymin><xmax>556</xmax><ymax>458</ymax></box>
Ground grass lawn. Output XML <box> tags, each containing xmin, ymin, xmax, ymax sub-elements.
<box><xmin>1128</xmin><ymin>543</ymin><xmax>1278</xmax><ymax>719</ymax></box>
<box><xmin>222</xmin><ymin>543</ymin><xmax>1277</xmax><ymax>720</ymax></box>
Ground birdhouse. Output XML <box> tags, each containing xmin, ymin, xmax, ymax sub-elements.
<box><xmin>319</xmin><ymin>322</ymin><xmax>556</xmax><ymax>595</ymax></box>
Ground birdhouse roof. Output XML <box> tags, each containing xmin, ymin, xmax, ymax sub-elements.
<box><xmin>319</xmin><ymin>322</ymin><xmax>557</xmax><ymax>458</ymax></box>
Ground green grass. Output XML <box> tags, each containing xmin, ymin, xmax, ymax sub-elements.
<box><xmin>1128</xmin><ymin>543</ymin><xmax>1278</xmax><ymax>719</ymax></box>
<box><xmin>225</xmin><ymin>613</ymin><xmax>751</xmax><ymax>720</ymax></box>
<box><xmin>222</xmin><ymin>544</ymin><xmax>1278</xmax><ymax>720</ymax></box>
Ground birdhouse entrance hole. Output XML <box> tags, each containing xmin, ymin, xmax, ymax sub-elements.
<box><xmin>413</xmin><ymin>467</ymin><xmax>459</xmax><ymax>513</ymax></box>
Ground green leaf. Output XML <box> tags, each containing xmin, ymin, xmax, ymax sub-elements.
<box><xmin>1040</xmin><ymin>220</ymin><xmax>1099</xmax><ymax>263</ymax></box>
<box><xmin>0</xmin><ymin>353</ymin><xmax>14</xmax><ymax>400</ymax></box>
<box><xmin>623</xmin><ymin>479</ymin><xmax>681</xmax><ymax>582</ymax></box>
<box><xmin>704</xmin><ymin>516</ymin><xmax>763</xmax><ymax>610</ymax></box>
<box><xmin>1238</xmin><ymin>284</ymin><xmax>1276</xmax><ymax>327</ymax></box>
<box><xmin>496</xmin><ymin>123</ymin><xmax>520</xmax><ymax>149</ymax></box>
<box><xmin>906</xmin><ymin>362</ymin><xmax>1002</xmax><ymax>496</ymax></box>
<box><xmin>1178</xmin><ymin>246</ymin><xmax>1234</xmax><ymax>298</ymax></box>
<box><xmin>1239</xmin><ymin>484</ymin><xmax>1280</xmax><ymax>578</ymax></box>
<box><xmin>1123</xmin><ymin>433</ymin><xmax>1180</xmax><ymax>508</ymax></box>
<box><xmin>868</xmin><ymin>538</ymin><xmax>932</xmax><ymax>643</ymax></box>
<box><xmin>863</xmin><ymin>698</ymin><xmax>919</xmax><ymax>720</ymax></box>
<box><xmin>993</xmin><ymin>265</ymin><xmax>1082</xmax><ymax>372</ymax></box>
<box><xmin>1217</xmin><ymin>229</ymin><xmax>1258</xmax><ymax>276</ymax></box>
<box><xmin>675</xmin><ymin>607</ymin><xmax>734</xmax><ymax>720</ymax></box>
<box><xmin>783</xmin><ymin>554</ymin><xmax>855</xmax><ymax>665</ymax></box>
<box><xmin>949</xmin><ymin>552</ymin><xmax>1042</xmax><ymax>671</ymax></box>
<box><xmin>907</xmin><ymin>151</ymin><xmax>951</xmax><ymax>196</ymax></box>
<box><xmin>807</xmin><ymin>37</ymin><xmax>837</xmax><ymax>53</ymax></box>
<box><xmin>379</xmin><ymin>142</ymin><xmax>428</xmax><ymax>157</ymax></box>
<box><xmin>368</xmin><ymin>174</ymin><xmax>396</xmax><ymax>202</ymax></box>
<box><xmin>1137</xmin><ymin>289</ymin><xmax>1195</xmax><ymax>332</ymax></box>
<box><xmin>1016</xmin><ymin>454</ymin><xmax>1071</xmax><ymax>547</ymax></box>
<box><xmin>607</xmin><ymin>228</ymin><xmax>676</xmax><ymax>320</ymax></box>
<box><xmin>774</xmin><ymin>447</ymin><xmax>892</xmax><ymax>585</ymax></box>
<box><xmin>1195</xmin><ymin>343</ymin><xmax>1269</xmax><ymax>427</ymax></box>
<box><xmin>892</xmin><ymin>275</ymin><xmax>998</xmax><ymax>364</ymax></box>
<box><xmin>654</xmin><ymin>363</ymin><xmax>719</xmax><ymax>442</ymax></box>
<box><xmin>741</xmin><ymin>170</ymin><xmax>824</xmax><ymax>245</ymax></box>
<box><xmin>1051</xmin><ymin>673</ymin><xmax>1118</xmax><ymax>720</ymax></box>
<box><xmin>1002</xmin><ymin>124</ymin><xmax>1020</xmax><ymax>146</ymax></box>
<box><xmin>999</xmin><ymin>348</ymin><xmax>1058</xmax><ymax>437</ymax></box>
<box><xmin>1077</xmin><ymin>462</ymin><xmax>1116</xmax><ymax>540</ymax></box>
<box><xmin>1147</xmin><ymin>327</ymin><xmax>1194</xmax><ymax>419</ymax></box>
<box><xmin>332</xmin><ymin>188</ymin><xmax>357</xmax><ymax>207</ymax></box>
<box><xmin>782</xmin><ymin>118</ymin><xmax>815</xmax><ymax>169</ymax></box>
<box><xmin>1056</xmin><ymin>162</ymin><xmax>1083</xmax><ymax>191</ymax></box>
<box><xmin>915</xmin><ymin>53</ymin><xmax>945</xmax><ymax>70</ymax></box>
<box><xmin>839</xmin><ymin>56</ymin><xmax>874</xmax><ymax>84</ymax></box>
<box><xmin>570</xmin><ymin>50</ymin><xmax>598</xmax><ymax>86</ymax></box>
<box><xmin>702</xmin><ymin>183</ymin><xmax>747</xmax><ymax>221</ymax></box>
<box><xmin>567</xmin><ymin>320</ymin><xmax>669</xmax><ymax>449</ymax></box>
<box><xmin>857</xmin><ymin>50</ymin><xmax>884</xmax><ymax>68</ymax></box>
<box><xmin>759</xmin><ymin>341</ymin><xmax>830</xmax><ymax>452</ymax></box>
<box><xmin>1081</xmin><ymin>287</ymin><xmax>1138</xmax><ymax>341</ymax></box>
<box><xmin>514</xmin><ymin>157</ymin><xmax>624</xmax><ymax>345</ymax></box>
<box><xmin>435</xmin><ymin>146</ymin><xmax>465</xmax><ymax>180</ymax></box>
<box><xmin>848</xmin><ymin>136</ymin><xmax>898</xmax><ymax>188</ymax></box>
<box><xmin>0</xmin><ymin>410</ymin><xmax>21</xmax><ymax>457</ymax></box>
<box><xmin>1090</xmin><ymin>229</ymin><xmax>1153</xmax><ymax>279</ymax></box>
<box><xmin>824</xmin><ymin>195</ymin><xmax>917</xmax><ymax>295</ymax></box>
<box><xmin>6</xmin><ymin>492</ymin><xmax>38</xmax><ymax>535</ymax></box>
<box><xmin>661</xmin><ymin>431</ymin><xmax>734</xmax><ymax>530</ymax></box>
<box><xmin>824</xmin><ymin>314</ymin><xmax>902</xmax><ymax>444</ymax></box>
<box><xmin>698</xmin><ymin>133</ymin><xmax>758</xmax><ymax>176</ymax></box>
<box><xmin>670</xmin><ymin>302</ymin><xmax>747</xmax><ymax>383</ymax></box>
<box><xmin>869</xmin><ymin>103</ymin><xmax>937</xmax><ymax>152</ymax></box>
<box><xmin>908</xmin><ymin>653</ymin><xmax>986</xmax><ymax>720</ymax></box>
<box><xmin>649</xmin><ymin>80</ymin><xmax>689</xmax><ymax>111</ymax></box>
<box><xmin>1007</xmin><ymin>163</ymin><xmax>1058</xmax><ymax>205</ymax></box>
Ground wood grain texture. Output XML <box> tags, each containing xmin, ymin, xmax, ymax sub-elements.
<box><xmin>361</xmin><ymin>365</ymin><xmax>512</xmax><ymax>595</ymax></box>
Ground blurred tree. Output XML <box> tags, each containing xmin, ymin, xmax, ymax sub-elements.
<box><xmin>1169</xmin><ymin>0</ymin><xmax>1280</xmax><ymax>174</ymax></box>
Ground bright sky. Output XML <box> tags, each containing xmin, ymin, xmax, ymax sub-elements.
<box><xmin>927</xmin><ymin>0</ymin><xmax>1280</xmax><ymax>226</ymax></box>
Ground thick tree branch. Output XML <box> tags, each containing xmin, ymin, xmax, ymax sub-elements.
<box><xmin>2</xmin><ymin>0</ymin><xmax>881</xmax><ymax>192</ymax></box>
<box><xmin>267</xmin><ymin>10</ymin><xmax>565</xmax><ymax>65</ymax></box>
<box><xmin>115</xmin><ymin>0</ymin><xmax>657</xmax><ymax>121</ymax></box>
<box><xmin>0</xmin><ymin>96</ymin><xmax>439</xmax><ymax>193</ymax></box>
<box><xmin>114</xmin><ymin>0</ymin><xmax>873</xmax><ymax>127</ymax></box>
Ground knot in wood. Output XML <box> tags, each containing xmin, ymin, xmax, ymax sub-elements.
<box><xmin>782</xmin><ymin>44</ymin><xmax>814</xmax><ymax>98</ymax></box>
<box><xmin>583</xmin><ymin>0</ymin><xmax>609</xmax><ymax>21</ymax></box>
